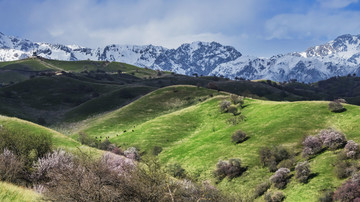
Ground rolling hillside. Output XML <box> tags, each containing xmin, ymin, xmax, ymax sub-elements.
<box><xmin>75</xmin><ymin>86</ymin><xmax>360</xmax><ymax>201</ymax></box>
<box><xmin>0</xmin><ymin>115</ymin><xmax>104</xmax><ymax>201</ymax></box>
<box><xmin>3</xmin><ymin>59</ymin><xmax>360</xmax><ymax>201</ymax></box>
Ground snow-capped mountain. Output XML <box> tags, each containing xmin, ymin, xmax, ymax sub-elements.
<box><xmin>213</xmin><ymin>34</ymin><xmax>360</xmax><ymax>82</ymax></box>
<box><xmin>1</xmin><ymin>32</ymin><xmax>360</xmax><ymax>83</ymax></box>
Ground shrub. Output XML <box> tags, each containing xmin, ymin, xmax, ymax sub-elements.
<box><xmin>318</xmin><ymin>129</ymin><xmax>347</xmax><ymax>150</ymax></box>
<box><xmin>0</xmin><ymin>127</ymin><xmax>52</xmax><ymax>164</ymax></box>
<box><xmin>124</xmin><ymin>147</ymin><xmax>140</xmax><ymax>161</ymax></box>
<box><xmin>152</xmin><ymin>146</ymin><xmax>163</xmax><ymax>156</ymax></box>
<box><xmin>219</xmin><ymin>100</ymin><xmax>231</xmax><ymax>112</ymax></box>
<box><xmin>0</xmin><ymin>148</ymin><xmax>25</xmax><ymax>183</ymax></box>
<box><xmin>98</xmin><ymin>138</ymin><xmax>112</xmax><ymax>150</ymax></box>
<box><xmin>328</xmin><ymin>101</ymin><xmax>345</xmax><ymax>112</ymax></box>
<box><xmin>230</xmin><ymin>94</ymin><xmax>244</xmax><ymax>106</ymax></box>
<box><xmin>334</xmin><ymin>161</ymin><xmax>357</xmax><ymax>179</ymax></box>
<box><xmin>302</xmin><ymin>135</ymin><xmax>323</xmax><ymax>157</ymax></box>
<box><xmin>227</xmin><ymin>105</ymin><xmax>238</xmax><ymax>115</ymax></box>
<box><xmin>319</xmin><ymin>190</ymin><xmax>334</xmax><ymax>202</ymax></box>
<box><xmin>345</xmin><ymin>140</ymin><xmax>359</xmax><ymax>159</ymax></box>
<box><xmin>101</xmin><ymin>152</ymin><xmax>134</xmax><ymax>173</ymax></box>
<box><xmin>231</xmin><ymin>130</ymin><xmax>247</xmax><ymax>144</ymax></box>
<box><xmin>295</xmin><ymin>161</ymin><xmax>311</xmax><ymax>183</ymax></box>
<box><xmin>78</xmin><ymin>132</ymin><xmax>96</xmax><ymax>146</ymax></box>
<box><xmin>335</xmin><ymin>98</ymin><xmax>347</xmax><ymax>103</ymax></box>
<box><xmin>214</xmin><ymin>159</ymin><xmax>246</xmax><ymax>181</ymax></box>
<box><xmin>254</xmin><ymin>181</ymin><xmax>271</xmax><ymax>198</ymax></box>
<box><xmin>277</xmin><ymin>158</ymin><xmax>296</xmax><ymax>171</ymax></box>
<box><xmin>226</xmin><ymin>115</ymin><xmax>246</xmax><ymax>125</ymax></box>
<box><xmin>270</xmin><ymin>168</ymin><xmax>290</xmax><ymax>189</ymax></box>
<box><xmin>31</xmin><ymin>149</ymin><xmax>74</xmax><ymax>184</ymax></box>
<box><xmin>42</xmin><ymin>155</ymin><xmax>231</xmax><ymax>202</ymax></box>
<box><xmin>259</xmin><ymin>146</ymin><xmax>291</xmax><ymax>172</ymax></box>
<box><xmin>264</xmin><ymin>191</ymin><xmax>285</xmax><ymax>202</ymax></box>
<box><xmin>334</xmin><ymin>173</ymin><xmax>360</xmax><ymax>202</ymax></box>
<box><xmin>166</xmin><ymin>163</ymin><xmax>186</xmax><ymax>179</ymax></box>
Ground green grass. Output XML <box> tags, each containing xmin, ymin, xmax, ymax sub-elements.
<box><xmin>0</xmin><ymin>115</ymin><xmax>100</xmax><ymax>155</ymax></box>
<box><xmin>76</xmin><ymin>86</ymin><xmax>360</xmax><ymax>201</ymax></box>
<box><xmin>0</xmin><ymin>115</ymin><xmax>104</xmax><ymax>201</ymax></box>
<box><xmin>77</xmin><ymin>85</ymin><xmax>224</xmax><ymax>138</ymax></box>
<box><xmin>0</xmin><ymin>59</ymin><xmax>54</xmax><ymax>71</ymax></box>
<box><xmin>43</xmin><ymin>59</ymin><xmax>166</xmax><ymax>78</ymax></box>
<box><xmin>0</xmin><ymin>182</ymin><xmax>40</xmax><ymax>202</ymax></box>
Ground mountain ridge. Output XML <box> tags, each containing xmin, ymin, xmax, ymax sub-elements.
<box><xmin>1</xmin><ymin>32</ymin><xmax>360</xmax><ymax>82</ymax></box>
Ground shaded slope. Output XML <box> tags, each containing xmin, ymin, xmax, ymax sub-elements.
<box><xmin>78</xmin><ymin>85</ymin><xmax>224</xmax><ymax>138</ymax></box>
<box><xmin>63</xmin><ymin>85</ymin><xmax>157</xmax><ymax>122</ymax></box>
<box><xmin>0</xmin><ymin>76</ymin><xmax>120</xmax><ymax>123</ymax></box>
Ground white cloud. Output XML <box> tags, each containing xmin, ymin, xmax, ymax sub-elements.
<box><xmin>1</xmin><ymin>0</ymin><xmax>360</xmax><ymax>57</ymax></box>
<box><xmin>265</xmin><ymin>10</ymin><xmax>360</xmax><ymax>41</ymax></box>
<box><xmin>21</xmin><ymin>0</ymin><xmax>263</xmax><ymax>49</ymax></box>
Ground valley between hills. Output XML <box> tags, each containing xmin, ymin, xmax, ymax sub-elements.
<box><xmin>1</xmin><ymin>58</ymin><xmax>360</xmax><ymax>201</ymax></box>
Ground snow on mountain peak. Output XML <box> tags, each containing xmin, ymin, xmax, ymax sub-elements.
<box><xmin>1</xmin><ymin>32</ymin><xmax>360</xmax><ymax>82</ymax></box>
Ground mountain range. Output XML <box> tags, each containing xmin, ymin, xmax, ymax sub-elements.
<box><xmin>1</xmin><ymin>32</ymin><xmax>360</xmax><ymax>83</ymax></box>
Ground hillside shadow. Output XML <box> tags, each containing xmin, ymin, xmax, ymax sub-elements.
<box><xmin>306</xmin><ymin>172</ymin><xmax>319</xmax><ymax>183</ymax></box>
<box><xmin>333</xmin><ymin>108</ymin><xmax>347</xmax><ymax>113</ymax></box>
<box><xmin>307</xmin><ymin>148</ymin><xmax>328</xmax><ymax>160</ymax></box>
<box><xmin>236</xmin><ymin>137</ymin><xmax>250</xmax><ymax>144</ymax></box>
<box><xmin>241</xmin><ymin>104</ymin><xmax>249</xmax><ymax>109</ymax></box>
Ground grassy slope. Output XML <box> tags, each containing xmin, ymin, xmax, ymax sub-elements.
<box><xmin>43</xmin><ymin>59</ymin><xmax>166</xmax><ymax>78</ymax></box>
<box><xmin>0</xmin><ymin>115</ymin><xmax>100</xmax><ymax>155</ymax></box>
<box><xmin>0</xmin><ymin>182</ymin><xmax>40</xmax><ymax>202</ymax></box>
<box><xmin>79</xmin><ymin>86</ymin><xmax>360</xmax><ymax>201</ymax></box>
<box><xmin>0</xmin><ymin>115</ymin><xmax>103</xmax><ymax>201</ymax></box>
<box><xmin>0</xmin><ymin>76</ymin><xmax>121</xmax><ymax>123</ymax></box>
<box><xmin>0</xmin><ymin>59</ymin><xmax>57</xmax><ymax>84</ymax></box>
<box><xmin>76</xmin><ymin>85</ymin><xmax>224</xmax><ymax>138</ymax></box>
<box><xmin>63</xmin><ymin>85</ymin><xmax>157</xmax><ymax>122</ymax></box>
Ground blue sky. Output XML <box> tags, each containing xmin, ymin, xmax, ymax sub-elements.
<box><xmin>1</xmin><ymin>0</ymin><xmax>360</xmax><ymax>57</ymax></box>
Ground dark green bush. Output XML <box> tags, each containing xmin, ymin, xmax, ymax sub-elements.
<box><xmin>264</xmin><ymin>191</ymin><xmax>285</xmax><ymax>202</ymax></box>
<box><xmin>232</xmin><ymin>130</ymin><xmax>247</xmax><ymax>144</ymax></box>
<box><xmin>277</xmin><ymin>158</ymin><xmax>296</xmax><ymax>171</ymax></box>
<box><xmin>254</xmin><ymin>181</ymin><xmax>271</xmax><ymax>198</ymax></box>
<box><xmin>0</xmin><ymin>127</ymin><xmax>52</xmax><ymax>164</ymax></box>
<box><xmin>78</xmin><ymin>132</ymin><xmax>97</xmax><ymax>147</ymax></box>
<box><xmin>152</xmin><ymin>146</ymin><xmax>162</xmax><ymax>156</ymax></box>
<box><xmin>334</xmin><ymin>160</ymin><xmax>357</xmax><ymax>179</ymax></box>
<box><xmin>319</xmin><ymin>190</ymin><xmax>334</xmax><ymax>202</ymax></box>
<box><xmin>166</xmin><ymin>163</ymin><xmax>186</xmax><ymax>179</ymax></box>
<box><xmin>227</xmin><ymin>105</ymin><xmax>238</xmax><ymax>115</ymax></box>
<box><xmin>259</xmin><ymin>146</ymin><xmax>291</xmax><ymax>172</ymax></box>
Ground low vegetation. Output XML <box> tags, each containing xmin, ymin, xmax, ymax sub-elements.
<box><xmin>214</xmin><ymin>159</ymin><xmax>246</xmax><ymax>181</ymax></box>
<box><xmin>2</xmin><ymin>63</ymin><xmax>360</xmax><ymax>201</ymax></box>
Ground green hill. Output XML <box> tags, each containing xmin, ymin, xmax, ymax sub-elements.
<box><xmin>75</xmin><ymin>86</ymin><xmax>360</xmax><ymax>201</ymax></box>
<box><xmin>0</xmin><ymin>115</ymin><xmax>100</xmax><ymax>154</ymax></box>
<box><xmin>0</xmin><ymin>182</ymin><xmax>40</xmax><ymax>202</ymax></box>
<box><xmin>0</xmin><ymin>115</ymin><xmax>103</xmax><ymax>201</ymax></box>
